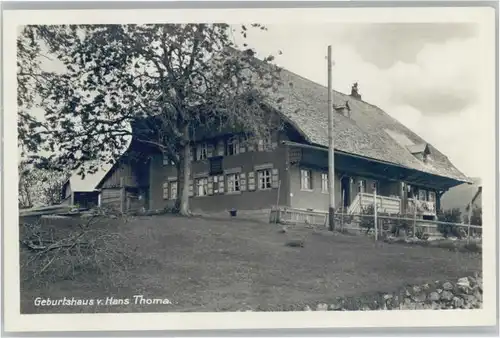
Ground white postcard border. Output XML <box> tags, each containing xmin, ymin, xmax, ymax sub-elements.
<box><xmin>2</xmin><ymin>6</ymin><xmax>497</xmax><ymax>333</ymax></box>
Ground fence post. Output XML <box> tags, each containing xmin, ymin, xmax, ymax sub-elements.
<box><xmin>412</xmin><ymin>197</ymin><xmax>417</xmax><ymax>238</ymax></box>
<box><xmin>467</xmin><ymin>201</ymin><xmax>472</xmax><ymax>244</ymax></box>
<box><xmin>341</xmin><ymin>190</ymin><xmax>345</xmax><ymax>230</ymax></box>
<box><xmin>373</xmin><ymin>188</ymin><xmax>378</xmax><ymax>241</ymax></box>
<box><xmin>120</xmin><ymin>177</ymin><xmax>125</xmax><ymax>214</ymax></box>
<box><xmin>275</xmin><ymin>180</ymin><xmax>281</xmax><ymax>224</ymax></box>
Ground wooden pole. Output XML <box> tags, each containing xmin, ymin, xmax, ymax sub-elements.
<box><xmin>327</xmin><ymin>45</ymin><xmax>336</xmax><ymax>231</ymax></box>
<box><xmin>374</xmin><ymin>187</ymin><xmax>378</xmax><ymax>241</ymax></box>
<box><xmin>120</xmin><ymin>177</ymin><xmax>125</xmax><ymax>214</ymax></box>
<box><xmin>341</xmin><ymin>189</ymin><xmax>345</xmax><ymax>230</ymax></box>
<box><xmin>275</xmin><ymin>180</ymin><xmax>282</xmax><ymax>224</ymax></box>
<box><xmin>467</xmin><ymin>201</ymin><xmax>472</xmax><ymax>244</ymax></box>
<box><xmin>412</xmin><ymin>196</ymin><xmax>417</xmax><ymax>238</ymax></box>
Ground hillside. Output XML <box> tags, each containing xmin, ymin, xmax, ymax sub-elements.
<box><xmin>20</xmin><ymin>213</ymin><xmax>480</xmax><ymax>313</ymax></box>
<box><xmin>441</xmin><ymin>177</ymin><xmax>482</xmax><ymax>212</ymax></box>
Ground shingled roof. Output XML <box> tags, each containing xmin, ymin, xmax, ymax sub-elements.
<box><xmin>266</xmin><ymin>68</ymin><xmax>470</xmax><ymax>183</ymax></box>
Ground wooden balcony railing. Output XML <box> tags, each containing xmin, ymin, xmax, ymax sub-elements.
<box><xmin>347</xmin><ymin>193</ymin><xmax>401</xmax><ymax>215</ymax></box>
<box><xmin>407</xmin><ymin>199</ymin><xmax>436</xmax><ymax>215</ymax></box>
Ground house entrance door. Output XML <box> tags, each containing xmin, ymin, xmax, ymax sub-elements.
<box><xmin>340</xmin><ymin>177</ymin><xmax>350</xmax><ymax>208</ymax></box>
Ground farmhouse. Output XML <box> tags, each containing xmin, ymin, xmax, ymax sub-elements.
<box><xmin>67</xmin><ymin>67</ymin><xmax>471</xmax><ymax>219</ymax></box>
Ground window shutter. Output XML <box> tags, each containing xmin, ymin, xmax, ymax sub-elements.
<box><xmin>257</xmin><ymin>139</ymin><xmax>264</xmax><ymax>151</ymax></box>
<box><xmin>234</xmin><ymin>137</ymin><xmax>240</xmax><ymax>155</ymax></box>
<box><xmin>218</xmin><ymin>175</ymin><xmax>225</xmax><ymax>194</ymax></box>
<box><xmin>240</xmin><ymin>173</ymin><xmax>247</xmax><ymax>191</ymax></box>
<box><xmin>271</xmin><ymin>168</ymin><xmax>279</xmax><ymax>188</ymax></box>
<box><xmin>162</xmin><ymin>182</ymin><xmax>169</xmax><ymax>199</ymax></box>
<box><xmin>217</xmin><ymin>140</ymin><xmax>224</xmax><ymax>156</ymax></box>
<box><xmin>189</xmin><ymin>147</ymin><xmax>194</xmax><ymax>162</ymax></box>
<box><xmin>207</xmin><ymin>176</ymin><xmax>214</xmax><ymax>195</ymax></box>
<box><xmin>247</xmin><ymin>140</ymin><xmax>255</xmax><ymax>152</ymax></box>
<box><xmin>239</xmin><ymin>136</ymin><xmax>246</xmax><ymax>153</ymax></box>
<box><xmin>248</xmin><ymin>172</ymin><xmax>256</xmax><ymax>191</ymax></box>
<box><xmin>188</xmin><ymin>179</ymin><xmax>194</xmax><ymax>197</ymax></box>
<box><xmin>212</xmin><ymin>176</ymin><xmax>219</xmax><ymax>194</ymax></box>
<box><xmin>207</xmin><ymin>143</ymin><xmax>214</xmax><ymax>158</ymax></box>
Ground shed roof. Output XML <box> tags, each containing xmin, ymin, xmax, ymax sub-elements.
<box><xmin>66</xmin><ymin>162</ymin><xmax>115</xmax><ymax>192</ymax></box>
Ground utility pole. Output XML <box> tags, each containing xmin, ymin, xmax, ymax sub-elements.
<box><xmin>327</xmin><ymin>45</ymin><xmax>335</xmax><ymax>231</ymax></box>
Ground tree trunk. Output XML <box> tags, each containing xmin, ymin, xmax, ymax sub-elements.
<box><xmin>179</xmin><ymin>125</ymin><xmax>191</xmax><ymax>216</ymax></box>
<box><xmin>174</xmin><ymin>162</ymin><xmax>182</xmax><ymax>212</ymax></box>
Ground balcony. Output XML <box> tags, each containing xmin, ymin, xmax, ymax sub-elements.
<box><xmin>406</xmin><ymin>199</ymin><xmax>436</xmax><ymax>216</ymax></box>
<box><xmin>347</xmin><ymin>193</ymin><xmax>401</xmax><ymax>215</ymax></box>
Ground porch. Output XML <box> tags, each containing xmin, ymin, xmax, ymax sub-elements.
<box><xmin>345</xmin><ymin>192</ymin><xmax>436</xmax><ymax>217</ymax></box>
<box><xmin>346</xmin><ymin>192</ymin><xmax>401</xmax><ymax>215</ymax></box>
<box><xmin>285</xmin><ymin>142</ymin><xmax>443</xmax><ymax>219</ymax></box>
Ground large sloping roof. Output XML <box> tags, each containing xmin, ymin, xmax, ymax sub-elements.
<box><xmin>267</xmin><ymin>68</ymin><xmax>470</xmax><ymax>183</ymax></box>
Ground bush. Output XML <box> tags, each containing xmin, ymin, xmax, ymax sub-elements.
<box><xmin>471</xmin><ymin>207</ymin><xmax>482</xmax><ymax>226</ymax></box>
<box><xmin>359</xmin><ymin>204</ymin><xmax>375</xmax><ymax>231</ymax></box>
<box><xmin>388</xmin><ymin>215</ymin><xmax>412</xmax><ymax>237</ymax></box>
<box><xmin>437</xmin><ymin>208</ymin><xmax>462</xmax><ymax>238</ymax></box>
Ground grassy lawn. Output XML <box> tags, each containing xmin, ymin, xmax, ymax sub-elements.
<box><xmin>20</xmin><ymin>214</ymin><xmax>481</xmax><ymax>313</ymax></box>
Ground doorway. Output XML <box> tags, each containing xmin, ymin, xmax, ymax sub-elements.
<box><xmin>340</xmin><ymin>176</ymin><xmax>351</xmax><ymax>208</ymax></box>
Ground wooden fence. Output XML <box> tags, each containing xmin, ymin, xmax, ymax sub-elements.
<box><xmin>270</xmin><ymin>207</ymin><xmax>482</xmax><ymax>241</ymax></box>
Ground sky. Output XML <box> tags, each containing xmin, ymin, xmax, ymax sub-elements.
<box><xmin>30</xmin><ymin>23</ymin><xmax>489</xmax><ymax>181</ymax></box>
<box><xmin>232</xmin><ymin>23</ymin><xmax>488</xmax><ymax>180</ymax></box>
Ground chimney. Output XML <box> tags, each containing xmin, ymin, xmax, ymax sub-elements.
<box><xmin>350</xmin><ymin>82</ymin><xmax>362</xmax><ymax>100</ymax></box>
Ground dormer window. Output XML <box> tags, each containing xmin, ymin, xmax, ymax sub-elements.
<box><xmin>334</xmin><ymin>101</ymin><xmax>351</xmax><ymax>118</ymax></box>
<box><xmin>406</xmin><ymin>143</ymin><xmax>431</xmax><ymax>163</ymax></box>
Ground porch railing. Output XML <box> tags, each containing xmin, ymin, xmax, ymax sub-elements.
<box><xmin>270</xmin><ymin>208</ymin><xmax>327</xmax><ymax>227</ymax></box>
<box><xmin>407</xmin><ymin>199</ymin><xmax>436</xmax><ymax>215</ymax></box>
<box><xmin>347</xmin><ymin>193</ymin><xmax>401</xmax><ymax>215</ymax></box>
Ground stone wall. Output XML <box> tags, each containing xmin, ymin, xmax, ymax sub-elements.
<box><xmin>384</xmin><ymin>236</ymin><xmax>482</xmax><ymax>254</ymax></box>
<box><xmin>239</xmin><ymin>273</ymin><xmax>482</xmax><ymax>312</ymax></box>
<box><xmin>301</xmin><ymin>274</ymin><xmax>483</xmax><ymax>311</ymax></box>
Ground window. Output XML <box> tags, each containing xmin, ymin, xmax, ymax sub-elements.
<box><xmin>258</xmin><ymin>136</ymin><xmax>273</xmax><ymax>151</ymax></box>
<box><xmin>428</xmin><ymin>191</ymin><xmax>436</xmax><ymax>203</ymax></box>
<box><xmin>162</xmin><ymin>154</ymin><xmax>170</xmax><ymax>166</ymax></box>
<box><xmin>358</xmin><ymin>179</ymin><xmax>366</xmax><ymax>193</ymax></box>
<box><xmin>418</xmin><ymin>189</ymin><xmax>427</xmax><ymax>201</ymax></box>
<box><xmin>162</xmin><ymin>154</ymin><xmax>174</xmax><ymax>166</ymax></box>
<box><xmin>406</xmin><ymin>184</ymin><xmax>412</xmax><ymax>198</ymax></box>
<box><xmin>258</xmin><ymin>169</ymin><xmax>272</xmax><ymax>190</ymax></box>
<box><xmin>162</xmin><ymin>182</ymin><xmax>169</xmax><ymax>199</ymax></box>
<box><xmin>301</xmin><ymin>169</ymin><xmax>312</xmax><ymax>190</ymax></box>
<box><xmin>321</xmin><ymin>173</ymin><xmax>328</xmax><ymax>193</ymax></box>
<box><xmin>227</xmin><ymin>173</ymin><xmax>241</xmax><ymax>193</ymax></box>
<box><xmin>196</xmin><ymin>178</ymin><xmax>208</xmax><ymax>197</ymax></box>
<box><xmin>196</xmin><ymin>143</ymin><xmax>208</xmax><ymax>161</ymax></box>
<box><xmin>170</xmin><ymin>181</ymin><xmax>178</xmax><ymax>200</ymax></box>
<box><xmin>189</xmin><ymin>147</ymin><xmax>195</xmax><ymax>162</ymax></box>
<box><xmin>226</xmin><ymin>136</ymin><xmax>239</xmax><ymax>156</ymax></box>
